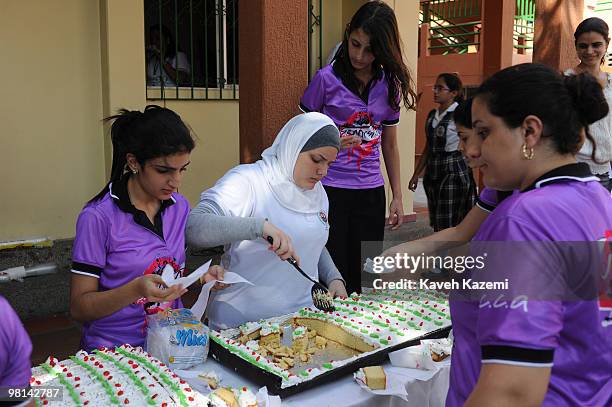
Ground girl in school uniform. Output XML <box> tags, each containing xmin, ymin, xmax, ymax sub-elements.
<box><xmin>186</xmin><ymin>112</ymin><xmax>348</xmax><ymax>330</ymax></box>
<box><xmin>448</xmin><ymin>64</ymin><xmax>612</xmax><ymax>407</ymax></box>
<box><xmin>384</xmin><ymin>99</ymin><xmax>514</xmax><ymax>258</ymax></box>
<box><xmin>70</xmin><ymin>106</ymin><xmax>224</xmax><ymax>352</ymax></box>
<box><xmin>410</xmin><ymin>73</ymin><xmax>476</xmax><ymax>233</ymax></box>
<box><xmin>300</xmin><ymin>1</ymin><xmax>418</xmax><ymax>294</ymax></box>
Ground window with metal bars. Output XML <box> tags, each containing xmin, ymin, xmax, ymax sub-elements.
<box><xmin>144</xmin><ymin>0</ymin><xmax>239</xmax><ymax>100</ymax></box>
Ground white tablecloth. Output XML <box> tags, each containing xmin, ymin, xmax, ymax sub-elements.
<box><xmin>183</xmin><ymin>358</ymin><xmax>449</xmax><ymax>407</ymax></box>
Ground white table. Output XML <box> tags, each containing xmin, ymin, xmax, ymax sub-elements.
<box><xmin>186</xmin><ymin>358</ymin><xmax>449</xmax><ymax>407</ymax></box>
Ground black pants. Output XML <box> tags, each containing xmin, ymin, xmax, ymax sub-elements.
<box><xmin>324</xmin><ymin>185</ymin><xmax>386</xmax><ymax>294</ymax></box>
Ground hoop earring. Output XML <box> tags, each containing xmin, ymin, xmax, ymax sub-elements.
<box><xmin>522</xmin><ymin>144</ymin><xmax>535</xmax><ymax>160</ymax></box>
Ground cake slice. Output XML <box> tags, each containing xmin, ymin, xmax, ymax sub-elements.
<box><xmin>209</xmin><ymin>387</ymin><xmax>239</xmax><ymax>407</ymax></box>
<box><xmin>363</xmin><ymin>366</ymin><xmax>386</xmax><ymax>390</ymax></box>
<box><xmin>293</xmin><ymin>317</ymin><xmax>376</xmax><ymax>353</ymax></box>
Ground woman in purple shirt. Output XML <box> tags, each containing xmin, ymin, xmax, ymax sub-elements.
<box><xmin>449</xmin><ymin>64</ymin><xmax>612</xmax><ymax>406</ymax></box>
<box><xmin>70</xmin><ymin>106</ymin><xmax>223</xmax><ymax>352</ymax></box>
<box><xmin>300</xmin><ymin>1</ymin><xmax>417</xmax><ymax>294</ymax></box>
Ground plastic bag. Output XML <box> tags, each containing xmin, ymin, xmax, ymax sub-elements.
<box><xmin>146</xmin><ymin>308</ymin><xmax>209</xmax><ymax>370</ymax></box>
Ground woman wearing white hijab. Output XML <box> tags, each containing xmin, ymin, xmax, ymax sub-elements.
<box><xmin>186</xmin><ymin>112</ymin><xmax>348</xmax><ymax>329</ymax></box>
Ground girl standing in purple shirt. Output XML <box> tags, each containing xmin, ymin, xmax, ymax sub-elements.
<box><xmin>448</xmin><ymin>64</ymin><xmax>612</xmax><ymax>406</ymax></box>
<box><xmin>300</xmin><ymin>1</ymin><xmax>417</xmax><ymax>293</ymax></box>
<box><xmin>70</xmin><ymin>106</ymin><xmax>223</xmax><ymax>352</ymax></box>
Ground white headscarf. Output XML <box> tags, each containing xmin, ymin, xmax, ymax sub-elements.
<box><xmin>256</xmin><ymin>112</ymin><xmax>339</xmax><ymax>214</ymax></box>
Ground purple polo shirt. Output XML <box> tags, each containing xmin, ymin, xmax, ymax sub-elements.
<box><xmin>300</xmin><ymin>64</ymin><xmax>400</xmax><ymax>189</ymax></box>
<box><xmin>0</xmin><ymin>296</ymin><xmax>32</xmax><ymax>387</ymax></box>
<box><xmin>71</xmin><ymin>176</ymin><xmax>188</xmax><ymax>351</ymax></box>
<box><xmin>476</xmin><ymin>187</ymin><xmax>517</xmax><ymax>213</ymax></box>
<box><xmin>448</xmin><ymin>164</ymin><xmax>612</xmax><ymax>406</ymax></box>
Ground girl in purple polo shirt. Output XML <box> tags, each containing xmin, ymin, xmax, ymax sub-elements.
<box><xmin>448</xmin><ymin>64</ymin><xmax>612</xmax><ymax>406</ymax></box>
<box><xmin>70</xmin><ymin>106</ymin><xmax>223</xmax><ymax>352</ymax></box>
<box><xmin>0</xmin><ymin>296</ymin><xmax>32</xmax><ymax>404</ymax></box>
<box><xmin>300</xmin><ymin>1</ymin><xmax>418</xmax><ymax>294</ymax></box>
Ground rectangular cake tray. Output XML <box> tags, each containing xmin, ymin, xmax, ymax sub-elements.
<box><xmin>209</xmin><ymin>325</ymin><xmax>450</xmax><ymax>398</ymax></box>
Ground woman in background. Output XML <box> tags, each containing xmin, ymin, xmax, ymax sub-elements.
<box><xmin>566</xmin><ymin>17</ymin><xmax>612</xmax><ymax>190</ymax></box>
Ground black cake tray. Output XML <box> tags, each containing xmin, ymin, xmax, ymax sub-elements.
<box><xmin>209</xmin><ymin>325</ymin><xmax>451</xmax><ymax>398</ymax></box>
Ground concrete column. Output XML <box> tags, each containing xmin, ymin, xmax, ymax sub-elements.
<box><xmin>533</xmin><ymin>0</ymin><xmax>584</xmax><ymax>71</ymax></box>
<box><xmin>482</xmin><ymin>0</ymin><xmax>516</xmax><ymax>78</ymax></box>
<box><xmin>239</xmin><ymin>0</ymin><xmax>308</xmax><ymax>163</ymax></box>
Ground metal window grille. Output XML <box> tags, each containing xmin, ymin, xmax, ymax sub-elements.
<box><xmin>419</xmin><ymin>0</ymin><xmax>482</xmax><ymax>55</ymax></box>
<box><xmin>514</xmin><ymin>0</ymin><xmax>535</xmax><ymax>53</ymax></box>
<box><xmin>144</xmin><ymin>0</ymin><xmax>239</xmax><ymax>100</ymax></box>
<box><xmin>307</xmin><ymin>0</ymin><xmax>323</xmax><ymax>82</ymax></box>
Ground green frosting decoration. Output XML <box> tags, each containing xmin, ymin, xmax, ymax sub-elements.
<box><xmin>94</xmin><ymin>351</ymin><xmax>156</xmax><ymax>406</ymax></box>
<box><xmin>322</xmin><ymin>363</ymin><xmax>333</xmax><ymax>369</ymax></box>
<box><xmin>115</xmin><ymin>347</ymin><xmax>188</xmax><ymax>407</ymax></box>
<box><xmin>69</xmin><ymin>356</ymin><xmax>120</xmax><ymax>405</ymax></box>
<box><xmin>41</xmin><ymin>362</ymin><xmax>82</xmax><ymax>407</ymax></box>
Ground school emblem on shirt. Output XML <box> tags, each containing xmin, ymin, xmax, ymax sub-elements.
<box><xmin>319</xmin><ymin>211</ymin><xmax>328</xmax><ymax>225</ymax></box>
<box><xmin>340</xmin><ymin>111</ymin><xmax>381</xmax><ymax>143</ymax></box>
<box><xmin>137</xmin><ymin>257</ymin><xmax>183</xmax><ymax>314</ymax></box>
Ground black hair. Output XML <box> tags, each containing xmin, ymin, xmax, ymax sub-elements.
<box><xmin>574</xmin><ymin>17</ymin><xmax>610</xmax><ymax>65</ymax></box>
<box><xmin>475</xmin><ymin>63</ymin><xmax>608</xmax><ymax>162</ymax></box>
<box><xmin>437</xmin><ymin>73</ymin><xmax>464</xmax><ymax>103</ymax></box>
<box><xmin>453</xmin><ymin>98</ymin><xmax>473</xmax><ymax>128</ymax></box>
<box><xmin>150</xmin><ymin>24</ymin><xmax>176</xmax><ymax>59</ymax></box>
<box><xmin>89</xmin><ymin>105</ymin><xmax>195</xmax><ymax>203</ymax></box>
<box><xmin>332</xmin><ymin>1</ymin><xmax>417</xmax><ymax>112</ymax></box>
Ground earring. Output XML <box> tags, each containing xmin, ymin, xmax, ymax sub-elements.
<box><xmin>131</xmin><ymin>168</ymin><xmax>138</xmax><ymax>174</ymax></box>
<box><xmin>521</xmin><ymin>143</ymin><xmax>535</xmax><ymax>160</ymax></box>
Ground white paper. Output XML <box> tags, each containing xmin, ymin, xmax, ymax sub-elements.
<box><xmin>389</xmin><ymin>340</ymin><xmax>452</xmax><ymax>372</ymax></box>
<box><xmin>165</xmin><ymin>259</ymin><xmax>212</xmax><ymax>289</ymax></box>
<box><xmin>190</xmin><ymin>279</ymin><xmax>217</xmax><ymax>321</ymax></box>
<box><xmin>161</xmin><ymin>263</ymin><xmax>176</xmax><ymax>286</ymax></box>
<box><xmin>256</xmin><ymin>386</ymin><xmax>282</xmax><ymax>407</ymax></box>
<box><xmin>353</xmin><ymin>368</ymin><xmax>409</xmax><ymax>401</ymax></box>
<box><xmin>190</xmin><ymin>271</ymin><xmax>254</xmax><ymax>321</ymax></box>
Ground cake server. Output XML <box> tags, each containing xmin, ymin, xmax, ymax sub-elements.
<box><xmin>266</xmin><ymin>236</ymin><xmax>335</xmax><ymax>312</ymax></box>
